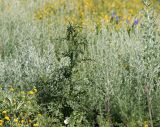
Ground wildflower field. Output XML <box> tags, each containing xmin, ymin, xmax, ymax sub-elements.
<box><xmin>0</xmin><ymin>0</ymin><xmax>160</xmax><ymax>127</ymax></box>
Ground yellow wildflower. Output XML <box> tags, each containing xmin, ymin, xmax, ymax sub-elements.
<box><xmin>34</xmin><ymin>11</ymin><xmax>44</xmax><ymax>20</ymax></box>
<box><xmin>0</xmin><ymin>120</ymin><xmax>4</xmax><ymax>126</ymax></box>
<box><xmin>33</xmin><ymin>88</ymin><xmax>37</xmax><ymax>93</ymax></box>
<box><xmin>2</xmin><ymin>110</ymin><xmax>7</xmax><ymax>115</ymax></box>
<box><xmin>17</xmin><ymin>123</ymin><xmax>22</xmax><ymax>126</ymax></box>
<box><xmin>21</xmin><ymin>119</ymin><xmax>25</xmax><ymax>123</ymax></box>
<box><xmin>104</xmin><ymin>15</ymin><xmax>110</xmax><ymax>23</ymax></box>
<box><xmin>28</xmin><ymin>119</ymin><xmax>32</xmax><ymax>123</ymax></box>
<box><xmin>14</xmin><ymin>118</ymin><xmax>18</xmax><ymax>123</ymax></box>
<box><xmin>129</xmin><ymin>9</ymin><xmax>134</xmax><ymax>15</ymax></box>
<box><xmin>4</xmin><ymin>116</ymin><xmax>10</xmax><ymax>121</ymax></box>
<box><xmin>144</xmin><ymin>121</ymin><xmax>148</xmax><ymax>127</ymax></box>
<box><xmin>33</xmin><ymin>123</ymin><xmax>39</xmax><ymax>127</ymax></box>
<box><xmin>27</xmin><ymin>90</ymin><xmax>34</xmax><ymax>95</ymax></box>
<box><xmin>37</xmin><ymin>113</ymin><xmax>42</xmax><ymax>117</ymax></box>
<box><xmin>84</xmin><ymin>0</ymin><xmax>94</xmax><ymax>9</ymax></box>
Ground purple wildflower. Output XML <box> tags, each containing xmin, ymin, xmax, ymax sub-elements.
<box><xmin>111</xmin><ymin>12</ymin><xmax>116</xmax><ymax>18</ymax></box>
<box><xmin>134</xmin><ymin>19</ymin><xmax>139</xmax><ymax>25</ymax></box>
<box><xmin>116</xmin><ymin>16</ymin><xmax>119</xmax><ymax>21</ymax></box>
<box><xmin>115</xmin><ymin>16</ymin><xmax>120</xmax><ymax>24</ymax></box>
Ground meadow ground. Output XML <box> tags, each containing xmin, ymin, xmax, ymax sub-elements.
<box><xmin>0</xmin><ymin>0</ymin><xmax>160</xmax><ymax>127</ymax></box>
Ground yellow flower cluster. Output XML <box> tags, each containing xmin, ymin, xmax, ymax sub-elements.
<box><xmin>28</xmin><ymin>87</ymin><xmax>38</xmax><ymax>95</ymax></box>
<box><xmin>0</xmin><ymin>111</ymin><xmax>12</xmax><ymax>126</ymax></box>
<box><xmin>0</xmin><ymin>85</ymin><xmax>40</xmax><ymax>127</ymax></box>
<box><xmin>35</xmin><ymin>3</ymin><xmax>55</xmax><ymax>20</ymax></box>
<box><xmin>34</xmin><ymin>0</ymin><xmax>160</xmax><ymax>29</ymax></box>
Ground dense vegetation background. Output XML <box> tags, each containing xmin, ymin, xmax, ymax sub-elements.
<box><xmin>0</xmin><ymin>0</ymin><xmax>160</xmax><ymax>127</ymax></box>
